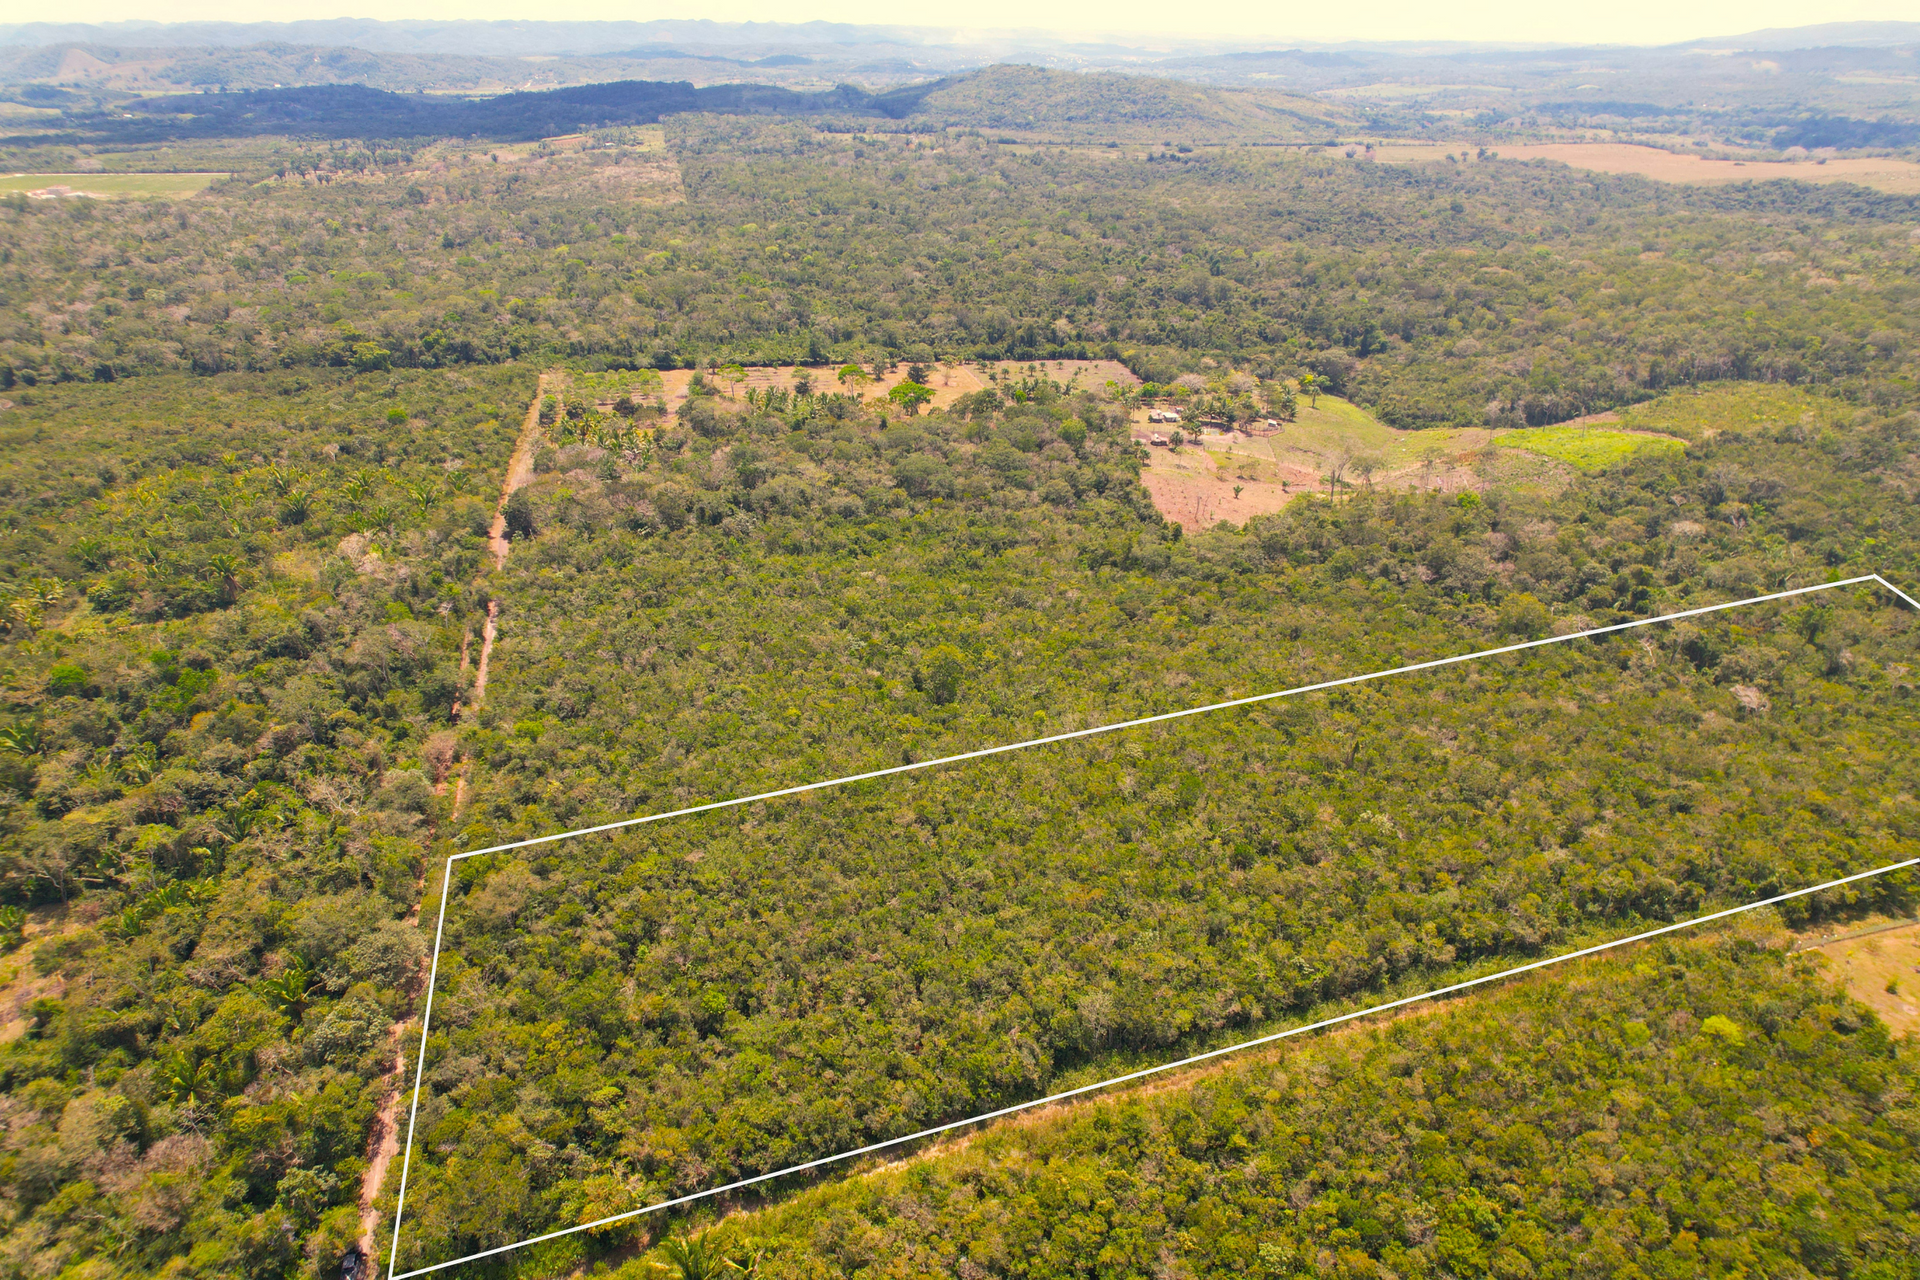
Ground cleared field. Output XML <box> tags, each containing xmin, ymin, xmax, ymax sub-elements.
<box><xmin>0</xmin><ymin>171</ymin><xmax>227</xmax><ymax>198</ymax></box>
<box><xmin>1800</xmin><ymin>920</ymin><xmax>1920</xmax><ymax>1039</ymax></box>
<box><xmin>1496</xmin><ymin>424</ymin><xmax>1685</xmax><ymax>471</ymax></box>
<box><xmin>656</xmin><ymin>358</ymin><xmax>1137</xmax><ymax>414</ymax></box>
<box><xmin>1612</xmin><ymin>383</ymin><xmax>1855</xmax><ymax>441</ymax></box>
<box><xmin>1363</xmin><ymin>142</ymin><xmax>1920</xmax><ymax>195</ymax></box>
<box><xmin>1132</xmin><ymin>393</ymin><xmax>1691</xmax><ymax>527</ymax></box>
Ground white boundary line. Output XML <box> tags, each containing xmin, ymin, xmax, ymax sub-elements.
<box><xmin>386</xmin><ymin>572</ymin><xmax>1919</xmax><ymax>1278</ymax></box>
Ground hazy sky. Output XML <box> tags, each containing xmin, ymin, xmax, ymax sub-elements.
<box><xmin>16</xmin><ymin>0</ymin><xmax>1918</xmax><ymax>46</ymax></box>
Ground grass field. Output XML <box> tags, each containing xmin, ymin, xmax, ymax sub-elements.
<box><xmin>1611</xmin><ymin>383</ymin><xmax>1854</xmax><ymax>441</ymax></box>
<box><xmin>0</xmin><ymin>171</ymin><xmax>227</xmax><ymax>198</ymax></box>
<box><xmin>1139</xmin><ymin>392</ymin><xmax>1707</xmax><ymax>526</ymax></box>
<box><xmin>1495</xmin><ymin>424</ymin><xmax>1685</xmax><ymax>470</ymax></box>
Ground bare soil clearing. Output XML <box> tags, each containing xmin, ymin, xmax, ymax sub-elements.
<box><xmin>1129</xmin><ymin>398</ymin><xmax>1486</xmax><ymax>528</ymax></box>
<box><xmin>1798</xmin><ymin>919</ymin><xmax>1920</xmax><ymax>1039</ymax></box>
<box><xmin>659</xmin><ymin>358</ymin><xmax>1138</xmax><ymax>415</ymax></box>
<box><xmin>1364</xmin><ymin>142</ymin><xmax>1920</xmax><ymax>195</ymax></box>
<box><xmin>1129</xmin><ymin>395</ymin><xmax>1684</xmax><ymax>528</ymax></box>
<box><xmin>0</xmin><ymin>906</ymin><xmax>74</xmax><ymax>1045</ymax></box>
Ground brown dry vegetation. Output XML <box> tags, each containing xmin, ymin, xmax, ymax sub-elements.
<box><xmin>1365</xmin><ymin>142</ymin><xmax>1920</xmax><ymax>195</ymax></box>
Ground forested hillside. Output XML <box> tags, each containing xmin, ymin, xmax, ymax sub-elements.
<box><xmin>0</xmin><ymin>95</ymin><xmax>1915</xmax><ymax>1280</ymax></box>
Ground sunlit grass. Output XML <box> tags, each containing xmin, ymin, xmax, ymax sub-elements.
<box><xmin>0</xmin><ymin>172</ymin><xmax>227</xmax><ymax>198</ymax></box>
<box><xmin>1498</xmin><ymin>425</ymin><xmax>1685</xmax><ymax>470</ymax></box>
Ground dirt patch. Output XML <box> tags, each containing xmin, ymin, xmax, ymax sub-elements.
<box><xmin>658</xmin><ymin>359</ymin><xmax>1139</xmax><ymax>417</ymax></box>
<box><xmin>1129</xmin><ymin>408</ymin><xmax>1490</xmax><ymax>529</ymax></box>
<box><xmin>1797</xmin><ymin>919</ymin><xmax>1920</xmax><ymax>1038</ymax></box>
<box><xmin>1367</xmin><ymin>142</ymin><xmax>1920</xmax><ymax>195</ymax></box>
<box><xmin>0</xmin><ymin>906</ymin><xmax>75</xmax><ymax>1045</ymax></box>
<box><xmin>1134</xmin><ymin>437</ymin><xmax>1307</xmax><ymax>528</ymax></box>
<box><xmin>489</xmin><ymin>371</ymin><xmax>553</xmax><ymax>570</ymax></box>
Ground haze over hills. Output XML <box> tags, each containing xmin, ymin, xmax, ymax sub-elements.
<box><xmin>0</xmin><ymin>17</ymin><xmax>1915</xmax><ymax>153</ymax></box>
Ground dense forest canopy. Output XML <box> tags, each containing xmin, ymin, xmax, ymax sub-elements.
<box><xmin>0</xmin><ymin>72</ymin><xmax>1915</xmax><ymax>1280</ymax></box>
<box><xmin>2</xmin><ymin>113</ymin><xmax>1916</xmax><ymax>430</ymax></box>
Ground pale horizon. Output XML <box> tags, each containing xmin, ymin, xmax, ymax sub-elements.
<box><xmin>2</xmin><ymin>3</ymin><xmax>1916</xmax><ymax>49</ymax></box>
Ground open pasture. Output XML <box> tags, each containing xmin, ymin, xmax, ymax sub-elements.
<box><xmin>1134</xmin><ymin>394</ymin><xmax>1692</xmax><ymax>527</ymax></box>
<box><xmin>0</xmin><ymin>171</ymin><xmax>227</xmax><ymax>198</ymax></box>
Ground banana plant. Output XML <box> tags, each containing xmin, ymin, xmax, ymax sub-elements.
<box><xmin>164</xmin><ymin>1052</ymin><xmax>220</xmax><ymax>1107</ymax></box>
<box><xmin>258</xmin><ymin>955</ymin><xmax>316</xmax><ymax>1016</ymax></box>
<box><xmin>264</xmin><ymin>464</ymin><xmax>302</xmax><ymax>497</ymax></box>
<box><xmin>0</xmin><ymin>722</ymin><xmax>41</xmax><ymax>759</ymax></box>
<box><xmin>119</xmin><ymin>742</ymin><xmax>158</xmax><ymax>785</ymax></box>
<box><xmin>72</xmin><ymin>536</ymin><xmax>110</xmax><ymax>570</ymax></box>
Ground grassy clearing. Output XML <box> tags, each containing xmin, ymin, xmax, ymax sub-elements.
<box><xmin>1217</xmin><ymin>397</ymin><xmax>1485</xmax><ymax>473</ymax></box>
<box><xmin>1496</xmin><ymin>425</ymin><xmax>1685</xmax><ymax>470</ymax></box>
<box><xmin>0</xmin><ymin>171</ymin><xmax>227</xmax><ymax>198</ymax></box>
<box><xmin>1612</xmin><ymin>382</ymin><xmax>1853</xmax><ymax>441</ymax></box>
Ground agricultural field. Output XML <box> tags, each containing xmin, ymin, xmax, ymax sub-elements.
<box><xmin>1367</xmin><ymin>142</ymin><xmax>1920</xmax><ymax>195</ymax></box>
<box><xmin>0</xmin><ymin>170</ymin><xmax>229</xmax><ymax>198</ymax></box>
<box><xmin>0</xmin><ymin>51</ymin><xmax>1916</xmax><ymax>1280</ymax></box>
<box><xmin>1494</xmin><ymin>422</ymin><xmax>1686</xmax><ymax>471</ymax></box>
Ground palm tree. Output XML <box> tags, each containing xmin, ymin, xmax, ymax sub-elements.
<box><xmin>165</xmin><ymin>1053</ymin><xmax>219</xmax><ymax>1107</ymax></box>
<box><xmin>660</xmin><ymin>1233</ymin><xmax>727</xmax><ymax>1280</ymax></box>
<box><xmin>259</xmin><ymin>954</ymin><xmax>315</xmax><ymax>1016</ymax></box>
<box><xmin>205</xmin><ymin>554</ymin><xmax>244</xmax><ymax>604</ymax></box>
<box><xmin>278</xmin><ymin>488</ymin><xmax>314</xmax><ymax>527</ymax></box>
<box><xmin>0</xmin><ymin>722</ymin><xmax>42</xmax><ymax>759</ymax></box>
<box><xmin>403</xmin><ymin>478</ymin><xmax>438</xmax><ymax>518</ymax></box>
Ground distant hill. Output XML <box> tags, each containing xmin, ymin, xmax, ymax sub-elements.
<box><xmin>7</xmin><ymin>64</ymin><xmax>1351</xmax><ymax>147</ymax></box>
<box><xmin>902</xmin><ymin>65</ymin><xmax>1348</xmax><ymax>143</ymax></box>
<box><xmin>1685</xmin><ymin>20</ymin><xmax>1920</xmax><ymax>50</ymax></box>
<box><xmin>95</xmin><ymin>78</ymin><xmax>912</xmax><ymax>142</ymax></box>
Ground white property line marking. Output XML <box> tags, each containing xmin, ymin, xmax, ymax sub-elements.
<box><xmin>393</xmin><ymin>854</ymin><xmax>1920</xmax><ymax>1280</ymax></box>
<box><xmin>387</xmin><ymin>573</ymin><xmax>1918</xmax><ymax>1279</ymax></box>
